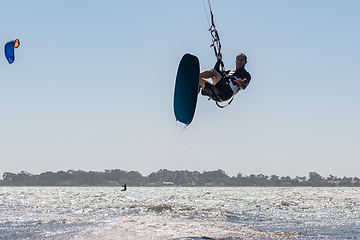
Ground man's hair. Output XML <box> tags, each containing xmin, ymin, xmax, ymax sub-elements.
<box><xmin>237</xmin><ymin>53</ymin><xmax>247</xmax><ymax>61</ymax></box>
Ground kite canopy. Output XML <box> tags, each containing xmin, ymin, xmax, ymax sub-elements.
<box><xmin>4</xmin><ymin>39</ymin><xmax>20</xmax><ymax>64</ymax></box>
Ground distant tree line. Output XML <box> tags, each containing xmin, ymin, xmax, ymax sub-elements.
<box><xmin>0</xmin><ymin>169</ymin><xmax>359</xmax><ymax>187</ymax></box>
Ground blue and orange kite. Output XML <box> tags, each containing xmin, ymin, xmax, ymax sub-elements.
<box><xmin>4</xmin><ymin>39</ymin><xmax>20</xmax><ymax>64</ymax></box>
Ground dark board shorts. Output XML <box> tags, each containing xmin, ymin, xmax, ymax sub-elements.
<box><xmin>201</xmin><ymin>78</ymin><xmax>233</xmax><ymax>102</ymax></box>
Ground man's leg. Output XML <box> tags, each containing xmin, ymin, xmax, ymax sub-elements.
<box><xmin>199</xmin><ymin>69</ymin><xmax>222</xmax><ymax>90</ymax></box>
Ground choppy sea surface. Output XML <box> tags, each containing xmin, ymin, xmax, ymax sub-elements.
<box><xmin>0</xmin><ymin>187</ymin><xmax>359</xmax><ymax>239</ymax></box>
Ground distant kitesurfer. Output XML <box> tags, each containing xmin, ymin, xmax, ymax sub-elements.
<box><xmin>199</xmin><ymin>53</ymin><xmax>251</xmax><ymax>103</ymax></box>
<box><xmin>119</xmin><ymin>182</ymin><xmax>127</xmax><ymax>191</ymax></box>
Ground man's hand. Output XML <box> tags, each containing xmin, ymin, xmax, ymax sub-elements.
<box><xmin>234</xmin><ymin>78</ymin><xmax>247</xmax><ymax>86</ymax></box>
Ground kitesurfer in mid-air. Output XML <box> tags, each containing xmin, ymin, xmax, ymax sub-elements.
<box><xmin>199</xmin><ymin>53</ymin><xmax>251</xmax><ymax>103</ymax></box>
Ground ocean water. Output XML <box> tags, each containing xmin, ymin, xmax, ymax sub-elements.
<box><xmin>0</xmin><ymin>187</ymin><xmax>359</xmax><ymax>239</ymax></box>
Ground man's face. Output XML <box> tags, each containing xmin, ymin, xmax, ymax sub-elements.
<box><xmin>235</xmin><ymin>55</ymin><xmax>247</xmax><ymax>69</ymax></box>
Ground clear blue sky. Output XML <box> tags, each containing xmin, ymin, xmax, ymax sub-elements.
<box><xmin>1</xmin><ymin>0</ymin><xmax>359</xmax><ymax>178</ymax></box>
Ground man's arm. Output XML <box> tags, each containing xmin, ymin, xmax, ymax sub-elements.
<box><xmin>239</xmin><ymin>72</ymin><xmax>251</xmax><ymax>90</ymax></box>
<box><xmin>214</xmin><ymin>53</ymin><xmax>224</xmax><ymax>74</ymax></box>
<box><xmin>214</xmin><ymin>59</ymin><xmax>223</xmax><ymax>74</ymax></box>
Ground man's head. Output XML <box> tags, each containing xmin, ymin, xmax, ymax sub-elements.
<box><xmin>235</xmin><ymin>53</ymin><xmax>247</xmax><ymax>69</ymax></box>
